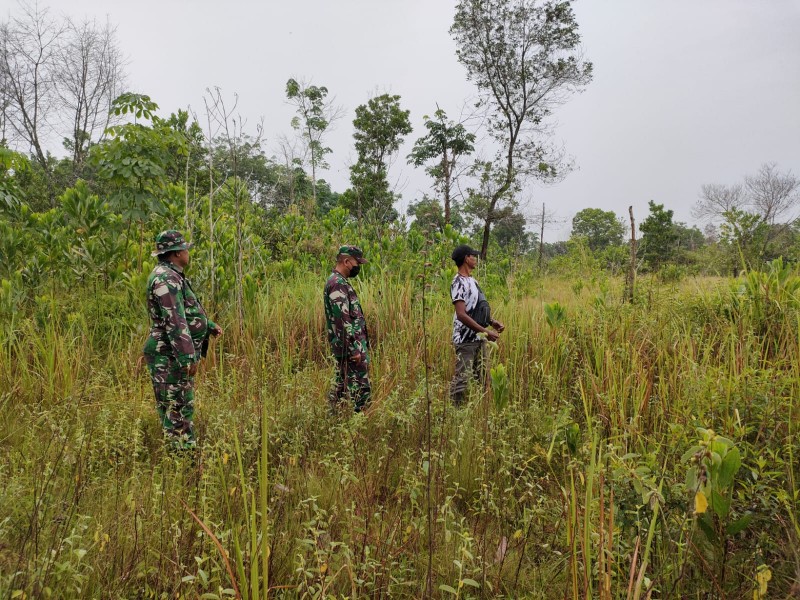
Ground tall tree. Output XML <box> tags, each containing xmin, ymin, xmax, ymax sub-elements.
<box><xmin>0</xmin><ymin>3</ymin><xmax>64</xmax><ymax>172</ymax></box>
<box><xmin>55</xmin><ymin>17</ymin><xmax>124</xmax><ymax>168</ymax></box>
<box><xmin>342</xmin><ymin>94</ymin><xmax>411</xmax><ymax>221</ymax></box>
<box><xmin>407</xmin><ymin>108</ymin><xmax>475</xmax><ymax>226</ymax></box>
<box><xmin>451</xmin><ymin>0</ymin><xmax>592</xmax><ymax>258</ymax></box>
<box><xmin>639</xmin><ymin>200</ymin><xmax>678</xmax><ymax>270</ymax></box>
<box><xmin>570</xmin><ymin>208</ymin><xmax>624</xmax><ymax>252</ymax></box>
<box><xmin>285</xmin><ymin>77</ymin><xmax>343</xmax><ymax>207</ymax></box>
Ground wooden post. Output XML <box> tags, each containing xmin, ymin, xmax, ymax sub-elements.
<box><xmin>624</xmin><ymin>206</ymin><xmax>636</xmax><ymax>303</ymax></box>
<box><xmin>538</xmin><ymin>202</ymin><xmax>545</xmax><ymax>270</ymax></box>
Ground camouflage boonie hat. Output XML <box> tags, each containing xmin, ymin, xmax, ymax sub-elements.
<box><xmin>338</xmin><ymin>245</ymin><xmax>367</xmax><ymax>264</ymax></box>
<box><xmin>152</xmin><ymin>230</ymin><xmax>193</xmax><ymax>257</ymax></box>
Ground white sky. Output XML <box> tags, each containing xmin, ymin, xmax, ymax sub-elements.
<box><xmin>7</xmin><ymin>0</ymin><xmax>800</xmax><ymax>240</ymax></box>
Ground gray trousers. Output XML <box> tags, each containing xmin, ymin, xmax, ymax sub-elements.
<box><xmin>449</xmin><ymin>341</ymin><xmax>487</xmax><ymax>404</ymax></box>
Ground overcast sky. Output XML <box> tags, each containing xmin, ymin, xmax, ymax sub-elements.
<box><xmin>7</xmin><ymin>0</ymin><xmax>800</xmax><ymax>239</ymax></box>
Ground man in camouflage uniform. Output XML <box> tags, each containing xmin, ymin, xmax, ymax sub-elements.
<box><xmin>324</xmin><ymin>245</ymin><xmax>371</xmax><ymax>412</ymax></box>
<box><xmin>144</xmin><ymin>230</ymin><xmax>222</xmax><ymax>450</ymax></box>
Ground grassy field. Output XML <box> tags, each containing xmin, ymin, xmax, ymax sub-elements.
<box><xmin>1</xmin><ymin>268</ymin><xmax>798</xmax><ymax>598</ymax></box>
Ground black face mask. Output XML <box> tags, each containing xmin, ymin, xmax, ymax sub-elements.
<box><xmin>348</xmin><ymin>264</ymin><xmax>361</xmax><ymax>278</ymax></box>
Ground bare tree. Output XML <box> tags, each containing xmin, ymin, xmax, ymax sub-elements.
<box><xmin>694</xmin><ymin>183</ymin><xmax>745</xmax><ymax>222</ymax></box>
<box><xmin>695</xmin><ymin>164</ymin><xmax>799</xmax><ymax>226</ymax></box>
<box><xmin>55</xmin><ymin>16</ymin><xmax>124</xmax><ymax>167</ymax></box>
<box><xmin>0</xmin><ymin>3</ymin><xmax>64</xmax><ymax>170</ymax></box>
<box><xmin>203</xmin><ymin>87</ymin><xmax>264</xmax><ymax>329</ymax></box>
<box><xmin>275</xmin><ymin>132</ymin><xmax>304</xmax><ymax>211</ymax></box>
<box><xmin>745</xmin><ymin>162</ymin><xmax>800</xmax><ymax>226</ymax></box>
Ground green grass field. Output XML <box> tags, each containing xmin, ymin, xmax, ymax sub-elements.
<box><xmin>1</xmin><ymin>270</ymin><xmax>798</xmax><ymax>598</ymax></box>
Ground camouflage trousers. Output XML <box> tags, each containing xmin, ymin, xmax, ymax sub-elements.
<box><xmin>449</xmin><ymin>341</ymin><xmax>487</xmax><ymax>406</ymax></box>
<box><xmin>329</xmin><ymin>356</ymin><xmax>371</xmax><ymax>412</ymax></box>
<box><xmin>146</xmin><ymin>358</ymin><xmax>196</xmax><ymax>450</ymax></box>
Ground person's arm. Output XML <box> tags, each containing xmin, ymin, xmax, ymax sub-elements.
<box><xmin>454</xmin><ymin>300</ymin><xmax>499</xmax><ymax>342</ymax></box>
<box><xmin>328</xmin><ymin>287</ymin><xmax>363</xmax><ymax>362</ymax></box>
<box><xmin>208</xmin><ymin>319</ymin><xmax>223</xmax><ymax>336</ymax></box>
<box><xmin>153</xmin><ymin>275</ymin><xmax>197</xmax><ymax>373</ymax></box>
<box><xmin>489</xmin><ymin>318</ymin><xmax>505</xmax><ymax>333</ymax></box>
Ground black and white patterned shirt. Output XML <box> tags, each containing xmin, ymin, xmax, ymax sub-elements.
<box><xmin>451</xmin><ymin>273</ymin><xmax>480</xmax><ymax>344</ymax></box>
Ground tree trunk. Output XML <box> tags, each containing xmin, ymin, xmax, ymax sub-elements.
<box><xmin>480</xmin><ymin>212</ymin><xmax>492</xmax><ymax>259</ymax></box>
<box><xmin>442</xmin><ymin>154</ymin><xmax>451</xmax><ymax>226</ymax></box>
<box><xmin>184</xmin><ymin>149</ymin><xmax>191</xmax><ymax>234</ymax></box>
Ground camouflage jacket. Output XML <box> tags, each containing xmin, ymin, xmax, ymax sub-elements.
<box><xmin>143</xmin><ymin>262</ymin><xmax>216</xmax><ymax>369</ymax></box>
<box><xmin>324</xmin><ymin>270</ymin><xmax>369</xmax><ymax>359</ymax></box>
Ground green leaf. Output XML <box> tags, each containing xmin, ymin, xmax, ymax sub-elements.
<box><xmin>462</xmin><ymin>578</ymin><xmax>480</xmax><ymax>588</ymax></box>
<box><xmin>680</xmin><ymin>446</ymin><xmax>702</xmax><ymax>463</ymax></box>
<box><xmin>711</xmin><ymin>489</ymin><xmax>731</xmax><ymax>519</ymax></box>
<box><xmin>439</xmin><ymin>584</ymin><xmax>458</xmax><ymax>595</ymax></box>
<box><xmin>710</xmin><ymin>451</ymin><xmax>722</xmax><ymax>469</ymax></box>
<box><xmin>697</xmin><ymin>513</ymin><xmax>717</xmax><ymax>544</ymax></box>
<box><xmin>725</xmin><ymin>512</ymin><xmax>753</xmax><ymax>535</ymax></box>
<box><xmin>685</xmin><ymin>466</ymin><xmax>698</xmax><ymax>491</ymax></box>
<box><xmin>718</xmin><ymin>447</ymin><xmax>741</xmax><ymax>488</ymax></box>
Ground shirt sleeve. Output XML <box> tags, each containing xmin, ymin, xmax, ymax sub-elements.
<box><xmin>153</xmin><ymin>274</ymin><xmax>196</xmax><ymax>367</ymax></box>
<box><xmin>327</xmin><ymin>285</ymin><xmax>352</xmax><ymax>357</ymax></box>
<box><xmin>451</xmin><ymin>277</ymin><xmax>467</xmax><ymax>304</ymax></box>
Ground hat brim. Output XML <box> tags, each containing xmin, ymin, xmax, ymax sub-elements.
<box><xmin>355</xmin><ymin>257</ymin><xmax>368</xmax><ymax>264</ymax></box>
<box><xmin>151</xmin><ymin>242</ymin><xmax>193</xmax><ymax>257</ymax></box>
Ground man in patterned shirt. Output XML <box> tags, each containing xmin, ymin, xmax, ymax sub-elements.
<box><xmin>449</xmin><ymin>244</ymin><xmax>504</xmax><ymax>406</ymax></box>
<box><xmin>144</xmin><ymin>230</ymin><xmax>222</xmax><ymax>450</ymax></box>
<box><xmin>324</xmin><ymin>245</ymin><xmax>371</xmax><ymax>412</ymax></box>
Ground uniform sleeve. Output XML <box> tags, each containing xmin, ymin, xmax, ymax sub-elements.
<box><xmin>153</xmin><ymin>275</ymin><xmax>197</xmax><ymax>367</ymax></box>
<box><xmin>327</xmin><ymin>285</ymin><xmax>352</xmax><ymax>357</ymax></box>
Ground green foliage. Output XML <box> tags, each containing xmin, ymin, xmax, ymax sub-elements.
<box><xmin>344</xmin><ymin>94</ymin><xmax>412</xmax><ymax>220</ymax></box>
<box><xmin>407</xmin><ymin>109</ymin><xmax>475</xmax><ymax>227</ymax></box>
<box><xmin>0</xmin><ymin>147</ymin><xmax>30</xmax><ymax>215</ymax></box>
<box><xmin>285</xmin><ymin>77</ymin><xmax>338</xmax><ymax>208</ymax></box>
<box><xmin>407</xmin><ymin>194</ymin><xmax>447</xmax><ymax>234</ymax></box>
<box><xmin>490</xmin><ymin>363</ymin><xmax>510</xmax><ymax>412</ymax></box>
<box><xmin>684</xmin><ymin>429</ymin><xmax>751</xmax><ymax>586</ymax></box>
<box><xmin>543</xmin><ymin>301</ymin><xmax>566</xmax><ymax>329</ymax></box>
<box><xmin>92</xmin><ymin>94</ymin><xmax>188</xmax><ymax>224</ymax></box>
<box><xmin>639</xmin><ymin>200</ymin><xmax>679</xmax><ymax>270</ymax></box>
<box><xmin>451</xmin><ymin>0</ymin><xmax>592</xmax><ymax>256</ymax></box>
<box><xmin>571</xmin><ymin>208</ymin><xmax>624</xmax><ymax>251</ymax></box>
<box><xmin>719</xmin><ymin>207</ymin><xmax>769</xmax><ymax>272</ymax></box>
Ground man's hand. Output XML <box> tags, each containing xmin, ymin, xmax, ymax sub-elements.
<box><xmin>492</xmin><ymin>320</ymin><xmax>505</xmax><ymax>333</ymax></box>
<box><xmin>484</xmin><ymin>329</ymin><xmax>500</xmax><ymax>342</ymax></box>
<box><xmin>183</xmin><ymin>362</ymin><xmax>198</xmax><ymax>377</ymax></box>
<box><xmin>350</xmin><ymin>351</ymin><xmax>367</xmax><ymax>365</ymax></box>
<box><xmin>211</xmin><ymin>324</ymin><xmax>223</xmax><ymax>337</ymax></box>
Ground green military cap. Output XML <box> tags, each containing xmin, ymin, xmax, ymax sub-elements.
<box><xmin>152</xmin><ymin>230</ymin><xmax>193</xmax><ymax>257</ymax></box>
<box><xmin>338</xmin><ymin>245</ymin><xmax>367</xmax><ymax>263</ymax></box>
